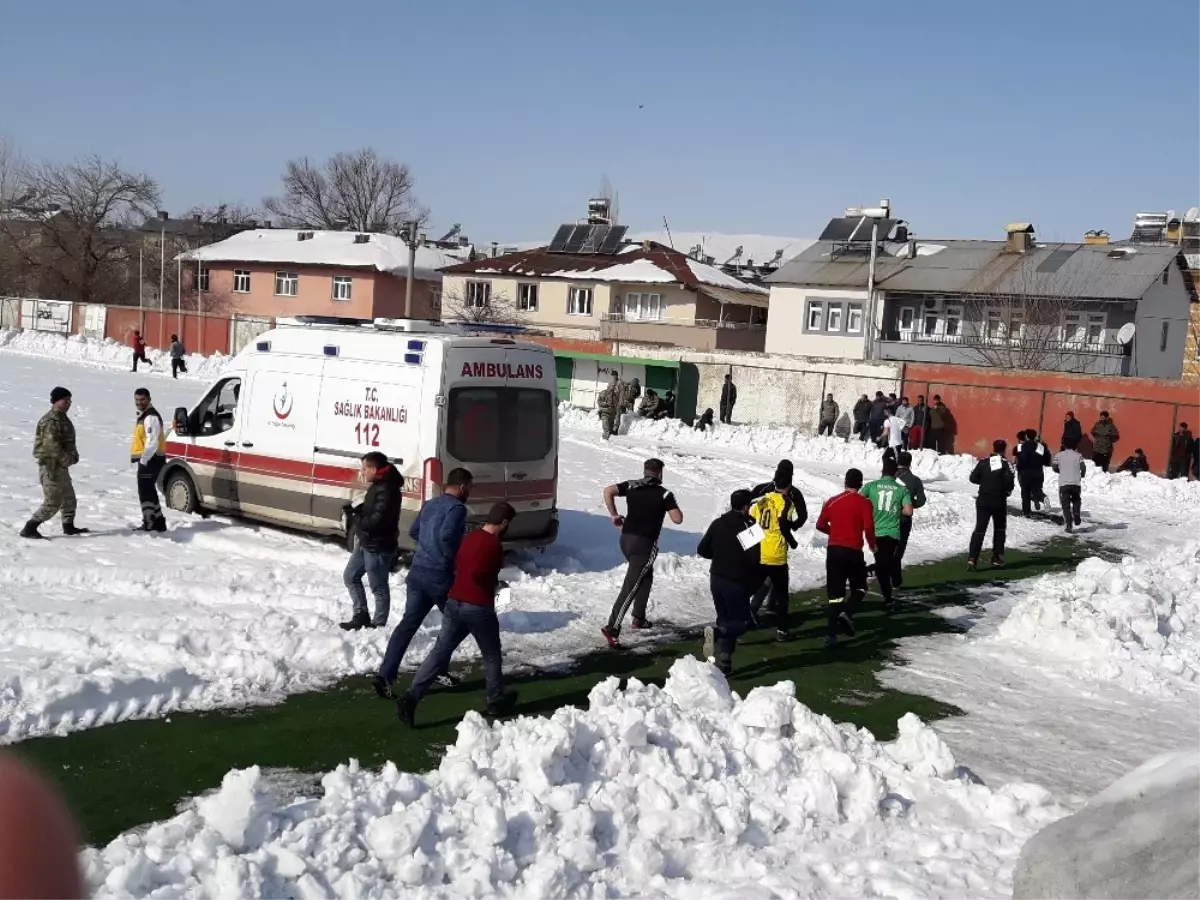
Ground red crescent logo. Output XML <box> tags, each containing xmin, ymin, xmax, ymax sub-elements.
<box><xmin>273</xmin><ymin>383</ymin><xmax>293</xmax><ymax>420</ymax></box>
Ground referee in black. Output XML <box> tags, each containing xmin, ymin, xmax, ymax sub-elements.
<box><xmin>600</xmin><ymin>458</ymin><xmax>683</xmax><ymax>648</ymax></box>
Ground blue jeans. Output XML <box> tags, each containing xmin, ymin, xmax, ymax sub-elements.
<box><xmin>379</xmin><ymin>567</ymin><xmax>452</xmax><ymax>683</ymax></box>
<box><xmin>408</xmin><ymin>599</ymin><xmax>504</xmax><ymax>707</ymax></box>
<box><xmin>343</xmin><ymin>547</ymin><xmax>396</xmax><ymax>626</ymax></box>
<box><xmin>711</xmin><ymin>576</ymin><xmax>752</xmax><ymax>666</ymax></box>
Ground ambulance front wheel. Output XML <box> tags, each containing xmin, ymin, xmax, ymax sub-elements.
<box><xmin>164</xmin><ymin>469</ymin><xmax>200</xmax><ymax>515</ymax></box>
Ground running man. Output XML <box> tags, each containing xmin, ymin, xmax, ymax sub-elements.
<box><xmin>748</xmin><ymin>460</ymin><xmax>807</xmax><ymax>631</ymax></box>
<box><xmin>967</xmin><ymin>439</ymin><xmax>1016</xmax><ymax>569</ymax></box>
<box><xmin>601</xmin><ymin>458</ymin><xmax>683</xmax><ymax>648</ymax></box>
<box><xmin>697</xmin><ymin>489</ymin><xmax>761</xmax><ymax>675</ymax></box>
<box><xmin>860</xmin><ymin>457</ymin><xmax>913</xmax><ymax>611</ymax></box>
<box><xmin>1053</xmin><ymin>438</ymin><xmax>1086</xmax><ymax>533</ymax></box>
<box><xmin>749</xmin><ymin>469</ymin><xmax>802</xmax><ymax>642</ymax></box>
<box><xmin>815</xmin><ymin>468</ymin><xmax>876</xmax><ymax>648</ymax></box>
<box><xmin>893</xmin><ymin>451</ymin><xmax>926</xmax><ymax>584</ymax></box>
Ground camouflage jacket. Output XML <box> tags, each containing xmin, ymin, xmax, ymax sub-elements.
<box><xmin>620</xmin><ymin>382</ymin><xmax>641</xmax><ymax>409</ymax></box>
<box><xmin>34</xmin><ymin>409</ymin><xmax>78</xmax><ymax>468</ymax></box>
<box><xmin>597</xmin><ymin>385</ymin><xmax>620</xmax><ymax>415</ymax></box>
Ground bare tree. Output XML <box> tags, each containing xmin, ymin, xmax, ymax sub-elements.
<box><xmin>0</xmin><ymin>137</ymin><xmax>25</xmax><ymax>214</ymax></box>
<box><xmin>183</xmin><ymin>201</ymin><xmax>264</xmax><ymax>227</ymax></box>
<box><xmin>264</xmin><ymin>148</ymin><xmax>427</xmax><ymax>234</ymax></box>
<box><xmin>2</xmin><ymin>156</ymin><xmax>158</xmax><ymax>306</ymax></box>
<box><xmin>441</xmin><ymin>286</ymin><xmax>527</xmax><ymax>327</ymax></box>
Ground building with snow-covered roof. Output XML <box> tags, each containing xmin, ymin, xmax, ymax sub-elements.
<box><xmin>181</xmin><ymin>229</ymin><xmax>465</xmax><ymax>321</ymax></box>
<box><xmin>441</xmin><ymin>236</ymin><xmax>771</xmax><ymax>352</ymax></box>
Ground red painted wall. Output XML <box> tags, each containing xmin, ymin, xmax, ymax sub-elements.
<box><xmin>103</xmin><ymin>307</ymin><xmax>232</xmax><ymax>356</ymax></box>
<box><xmin>901</xmin><ymin>363</ymin><xmax>1200</xmax><ymax>474</ymax></box>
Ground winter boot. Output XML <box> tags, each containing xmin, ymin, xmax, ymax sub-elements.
<box><xmin>485</xmin><ymin>691</ymin><xmax>519</xmax><ymax>718</ymax></box>
<box><xmin>339</xmin><ymin>611</ymin><xmax>370</xmax><ymax>631</ymax></box>
<box><xmin>19</xmin><ymin>521</ymin><xmax>44</xmax><ymax>540</ymax></box>
<box><xmin>62</xmin><ymin>522</ymin><xmax>90</xmax><ymax>536</ymax></box>
<box><xmin>151</xmin><ymin>516</ymin><xmax>167</xmax><ymax>534</ymax></box>
<box><xmin>395</xmin><ymin>694</ymin><xmax>416</xmax><ymax>727</ymax></box>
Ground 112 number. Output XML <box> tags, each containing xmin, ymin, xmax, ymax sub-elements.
<box><xmin>355</xmin><ymin>422</ymin><xmax>380</xmax><ymax>446</ymax></box>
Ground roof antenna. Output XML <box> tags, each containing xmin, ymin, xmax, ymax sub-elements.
<box><xmin>662</xmin><ymin>216</ymin><xmax>675</xmax><ymax>249</ymax></box>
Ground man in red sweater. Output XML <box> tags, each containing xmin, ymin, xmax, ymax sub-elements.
<box><xmin>396</xmin><ymin>502</ymin><xmax>518</xmax><ymax>726</ymax></box>
<box><xmin>815</xmin><ymin>468</ymin><xmax>876</xmax><ymax>648</ymax></box>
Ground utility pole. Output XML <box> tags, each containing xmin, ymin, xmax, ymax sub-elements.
<box><xmin>844</xmin><ymin>199</ymin><xmax>892</xmax><ymax>360</ymax></box>
<box><xmin>402</xmin><ymin>219</ymin><xmax>420</xmax><ymax>318</ymax></box>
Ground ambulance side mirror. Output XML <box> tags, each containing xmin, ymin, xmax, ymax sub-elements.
<box><xmin>173</xmin><ymin>407</ymin><xmax>190</xmax><ymax>436</ymax></box>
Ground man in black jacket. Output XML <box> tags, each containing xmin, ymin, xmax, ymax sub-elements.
<box><xmin>697</xmin><ymin>489</ymin><xmax>760</xmax><ymax>675</ymax></box>
<box><xmin>1015</xmin><ymin>428</ymin><xmax>1052</xmax><ymax>515</ymax></box>
<box><xmin>868</xmin><ymin>392</ymin><xmax>888</xmax><ymax>443</ymax></box>
<box><xmin>852</xmin><ymin>394</ymin><xmax>872</xmax><ymax>443</ymax></box>
<box><xmin>894</xmin><ymin>451</ymin><xmax>926</xmax><ymax>583</ymax></box>
<box><xmin>341</xmin><ymin>451</ymin><xmax>403</xmax><ymax>630</ymax></box>
<box><xmin>967</xmin><ymin>439</ymin><xmax>1016</xmax><ymax>570</ymax></box>
<box><xmin>719</xmin><ymin>374</ymin><xmax>737</xmax><ymax>424</ymax></box>
<box><xmin>1061</xmin><ymin>412</ymin><xmax>1083</xmax><ymax>451</ymax></box>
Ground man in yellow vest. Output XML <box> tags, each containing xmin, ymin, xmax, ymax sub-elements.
<box><xmin>131</xmin><ymin>387</ymin><xmax>167</xmax><ymax>532</ymax></box>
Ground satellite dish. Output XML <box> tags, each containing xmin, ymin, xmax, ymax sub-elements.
<box><xmin>1116</xmin><ymin>322</ymin><xmax>1136</xmax><ymax>345</ymax></box>
<box><xmin>1186</xmin><ymin>207</ymin><xmax>1200</xmax><ymax>222</ymax></box>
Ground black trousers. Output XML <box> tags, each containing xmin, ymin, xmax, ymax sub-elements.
<box><xmin>1059</xmin><ymin>485</ymin><xmax>1081</xmax><ymax>526</ymax></box>
<box><xmin>1092</xmin><ymin>451</ymin><xmax>1111</xmax><ymax>473</ymax></box>
<box><xmin>818</xmin><ymin>420</ymin><xmax>835</xmax><ymax>437</ymax></box>
<box><xmin>874</xmin><ymin>535</ymin><xmax>900</xmax><ymax>602</ymax></box>
<box><xmin>1017</xmin><ymin>470</ymin><xmax>1046</xmax><ymax>515</ymax></box>
<box><xmin>710</xmin><ymin>575</ymin><xmax>753</xmax><ymax>667</ymax></box>
<box><xmin>928</xmin><ymin>428</ymin><xmax>946</xmax><ymax>453</ymax></box>
<box><xmin>137</xmin><ymin>455</ymin><xmax>165</xmax><ymax>525</ymax></box>
<box><xmin>826</xmin><ymin>546</ymin><xmax>867</xmax><ymax>636</ymax></box>
<box><xmin>968</xmin><ymin>501</ymin><xmax>1007</xmax><ymax>561</ymax></box>
<box><xmin>750</xmin><ymin>564</ymin><xmax>790</xmax><ymax>630</ymax></box>
<box><xmin>897</xmin><ymin>516</ymin><xmax>913</xmax><ymax>565</ymax></box>
<box><xmin>719</xmin><ymin>403</ymin><xmax>734</xmax><ymax>424</ymax></box>
<box><xmin>607</xmin><ymin>534</ymin><xmax>658</xmax><ymax>631</ymax></box>
<box><xmin>132</xmin><ymin>350</ymin><xmax>149</xmax><ymax>371</ymax></box>
<box><xmin>171</xmin><ymin>358</ymin><xmax>187</xmax><ymax>378</ymax></box>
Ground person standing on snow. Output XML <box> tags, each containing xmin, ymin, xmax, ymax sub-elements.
<box><xmin>1054</xmin><ymin>438</ymin><xmax>1086</xmax><ymax>533</ymax></box>
<box><xmin>130</xmin><ymin>330</ymin><xmax>150</xmax><ymax>372</ymax></box>
<box><xmin>168</xmin><ymin>334</ymin><xmax>187</xmax><ymax>378</ymax></box>
<box><xmin>1089</xmin><ymin>411</ymin><xmax>1119</xmax><ymax>473</ymax></box>
<box><xmin>21</xmin><ymin>387</ymin><xmax>88</xmax><ymax>539</ymax></box>
<box><xmin>895</xmin><ymin>397</ymin><xmax>914</xmax><ymax>448</ymax></box>
<box><xmin>1168</xmin><ymin>423</ymin><xmax>1193</xmax><ymax>479</ymax></box>
<box><xmin>860</xmin><ymin>457</ymin><xmax>913</xmax><ymax>611</ymax></box>
<box><xmin>967</xmin><ymin>439</ymin><xmax>1015</xmax><ymax>570</ymax></box>
<box><xmin>852</xmin><ymin>394</ymin><xmax>872</xmax><ymax>443</ymax></box>
<box><xmin>131</xmin><ymin>388</ymin><xmax>167</xmax><ymax>533</ymax></box>
<box><xmin>620</xmin><ymin>377</ymin><xmax>641</xmax><ymax>413</ymax></box>
<box><xmin>1014</xmin><ymin>428</ymin><xmax>1052</xmax><ymax>516</ymax></box>
<box><xmin>719</xmin><ymin>373</ymin><xmax>737</xmax><ymax>424</ymax></box>
<box><xmin>372</xmin><ymin>467</ymin><xmax>473</xmax><ymax>698</ymax></box>
<box><xmin>928</xmin><ymin>395</ymin><xmax>951</xmax><ymax>453</ymax></box>
<box><xmin>894</xmin><ymin>451</ymin><xmax>925</xmax><ymax>581</ymax></box>
<box><xmin>818</xmin><ymin>394</ymin><xmax>839</xmax><ymax>437</ymax></box>
<box><xmin>884</xmin><ymin>407</ymin><xmax>906</xmax><ymax>455</ymax></box>
<box><xmin>1061</xmin><ymin>411</ymin><xmax>1083</xmax><ymax>451</ymax></box>
<box><xmin>600</xmin><ymin>458</ymin><xmax>683</xmax><ymax>648</ymax></box>
<box><xmin>816</xmin><ymin>468</ymin><xmax>876</xmax><ymax>648</ymax></box>
<box><xmin>396</xmin><ymin>502</ymin><xmax>519</xmax><ymax>726</ymax></box>
<box><xmin>867</xmin><ymin>391</ymin><xmax>888</xmax><ymax>444</ymax></box>
<box><xmin>697</xmin><ymin>489</ymin><xmax>761</xmax><ymax>676</ymax></box>
<box><xmin>340</xmin><ymin>451</ymin><xmax>403</xmax><ymax>631</ymax></box>
<box><xmin>596</xmin><ymin>372</ymin><xmax>621</xmax><ymax>441</ymax></box>
<box><xmin>748</xmin><ymin>460</ymin><xmax>807</xmax><ymax>640</ymax></box>
<box><xmin>908</xmin><ymin>396</ymin><xmax>929</xmax><ymax>450</ymax></box>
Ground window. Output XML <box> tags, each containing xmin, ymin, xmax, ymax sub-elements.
<box><xmin>1063</xmin><ymin>312</ymin><xmax>1106</xmax><ymax>345</ymax></box>
<box><xmin>826</xmin><ymin>304</ymin><xmax>843</xmax><ymax>331</ymax></box>
<box><xmin>275</xmin><ymin>271</ymin><xmax>298</xmax><ymax>297</ymax></box>
<box><xmin>944</xmin><ymin>306</ymin><xmax>962</xmax><ymax>336</ymax></box>
<box><xmin>1163</xmin><ymin>268</ymin><xmax>1170</xmax><ymax>285</ymax></box>
<box><xmin>465</xmin><ymin>280</ymin><xmax>491</xmax><ymax>309</ymax></box>
<box><xmin>846</xmin><ymin>303</ymin><xmax>864</xmax><ymax>334</ymax></box>
<box><xmin>898</xmin><ymin>307</ymin><xmax>915</xmax><ymax>331</ymax></box>
<box><xmin>447</xmin><ymin>387</ymin><xmax>554</xmax><ymax>463</ymax></box>
<box><xmin>517</xmin><ymin>283</ymin><xmax>539</xmax><ymax>312</ymax></box>
<box><xmin>985</xmin><ymin>308</ymin><xmax>1004</xmax><ymax>341</ymax></box>
<box><xmin>332</xmin><ymin>276</ymin><xmax>352</xmax><ymax>301</ymax></box>
<box><xmin>624</xmin><ymin>292</ymin><xmax>663</xmax><ymax>321</ymax></box>
<box><xmin>429</xmin><ymin>287</ymin><xmax>442</xmax><ymax>312</ymax></box>
<box><xmin>1008</xmin><ymin>309</ymin><xmax>1025</xmax><ymax>341</ymax></box>
<box><xmin>193</xmin><ymin>377</ymin><xmax>242</xmax><ymax>436</ymax></box>
<box><xmin>923</xmin><ymin>313</ymin><xmax>939</xmax><ymax>336</ymax></box>
<box><xmin>1086</xmin><ymin>314</ymin><xmax>1105</xmax><ymax>344</ymax></box>
<box><xmin>1161</xmin><ymin>321</ymin><xmax>1170</xmax><ymax>351</ymax></box>
<box><xmin>806</xmin><ymin>300</ymin><xmax>824</xmax><ymax>331</ymax></box>
<box><xmin>197</xmin><ymin>265</ymin><xmax>209</xmax><ymax>292</ymax></box>
<box><xmin>233</xmin><ymin>270</ymin><xmax>251</xmax><ymax>293</ymax></box>
<box><xmin>568</xmin><ymin>286</ymin><xmax>593</xmax><ymax>316</ymax></box>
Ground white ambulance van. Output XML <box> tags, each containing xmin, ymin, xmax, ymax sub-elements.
<box><xmin>160</xmin><ymin>317</ymin><xmax>559</xmax><ymax>550</ymax></box>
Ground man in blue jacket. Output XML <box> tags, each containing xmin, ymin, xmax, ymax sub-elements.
<box><xmin>372</xmin><ymin>467</ymin><xmax>473</xmax><ymax>697</ymax></box>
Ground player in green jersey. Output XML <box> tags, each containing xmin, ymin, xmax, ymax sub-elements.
<box><xmin>860</xmin><ymin>456</ymin><xmax>913</xmax><ymax>610</ymax></box>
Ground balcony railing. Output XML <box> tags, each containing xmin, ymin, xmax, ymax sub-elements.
<box><xmin>881</xmin><ymin>330</ymin><xmax>1125</xmax><ymax>357</ymax></box>
<box><xmin>602</xmin><ymin>312</ymin><xmax>765</xmax><ymax>331</ymax></box>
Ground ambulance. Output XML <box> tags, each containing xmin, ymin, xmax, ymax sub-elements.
<box><xmin>160</xmin><ymin>317</ymin><xmax>559</xmax><ymax>550</ymax></box>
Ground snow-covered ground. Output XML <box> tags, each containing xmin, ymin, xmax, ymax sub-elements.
<box><xmin>82</xmin><ymin>657</ymin><xmax>1065</xmax><ymax>899</ymax></box>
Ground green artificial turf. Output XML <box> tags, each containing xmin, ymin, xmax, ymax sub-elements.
<box><xmin>16</xmin><ymin>538</ymin><xmax>1100</xmax><ymax>846</ymax></box>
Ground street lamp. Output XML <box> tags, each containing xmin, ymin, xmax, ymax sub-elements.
<box><xmin>844</xmin><ymin>199</ymin><xmax>891</xmax><ymax>360</ymax></box>
<box><xmin>400</xmin><ymin>220</ymin><xmax>425</xmax><ymax>319</ymax></box>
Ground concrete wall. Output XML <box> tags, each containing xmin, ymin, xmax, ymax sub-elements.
<box><xmin>1132</xmin><ymin>269</ymin><xmax>1191</xmax><ymax>379</ymax></box>
<box><xmin>602</xmin><ymin>321</ymin><xmax>766</xmax><ymax>352</ymax></box>
<box><xmin>765</xmin><ymin>286</ymin><xmax>870</xmax><ymax>359</ymax></box>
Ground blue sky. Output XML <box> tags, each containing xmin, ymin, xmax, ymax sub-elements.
<box><xmin>2</xmin><ymin>1</ymin><xmax>1196</xmax><ymax>243</ymax></box>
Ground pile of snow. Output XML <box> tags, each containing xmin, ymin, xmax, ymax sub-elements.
<box><xmin>994</xmin><ymin>542</ymin><xmax>1200</xmax><ymax>694</ymax></box>
<box><xmin>82</xmin><ymin>658</ymin><xmax>1064</xmax><ymax>899</ymax></box>
<box><xmin>560</xmin><ymin>404</ymin><xmax>978</xmax><ymax>481</ymax></box>
<box><xmin>0</xmin><ymin>329</ymin><xmax>229</xmax><ymax>380</ymax></box>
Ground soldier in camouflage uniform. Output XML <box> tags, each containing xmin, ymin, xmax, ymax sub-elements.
<box><xmin>620</xmin><ymin>377</ymin><xmax>641</xmax><ymax>413</ymax></box>
<box><xmin>21</xmin><ymin>386</ymin><xmax>88</xmax><ymax>539</ymax></box>
<box><xmin>597</xmin><ymin>372</ymin><xmax>622</xmax><ymax>441</ymax></box>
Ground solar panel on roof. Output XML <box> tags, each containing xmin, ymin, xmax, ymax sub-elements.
<box><xmin>1037</xmin><ymin>248</ymin><xmax>1077</xmax><ymax>273</ymax></box>
<box><xmin>580</xmin><ymin>225</ymin><xmax>609</xmax><ymax>253</ymax></box>
<box><xmin>562</xmin><ymin>224</ymin><xmax>591</xmax><ymax>254</ymax></box>
<box><xmin>598</xmin><ymin>225</ymin><xmax>628</xmax><ymax>255</ymax></box>
<box><xmin>548</xmin><ymin>224</ymin><xmax>574</xmax><ymax>253</ymax></box>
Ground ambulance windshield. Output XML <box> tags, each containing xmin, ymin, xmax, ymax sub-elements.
<box><xmin>447</xmin><ymin>386</ymin><xmax>553</xmax><ymax>463</ymax></box>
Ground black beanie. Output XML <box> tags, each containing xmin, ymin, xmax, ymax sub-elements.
<box><xmin>50</xmin><ymin>386</ymin><xmax>71</xmax><ymax>404</ymax></box>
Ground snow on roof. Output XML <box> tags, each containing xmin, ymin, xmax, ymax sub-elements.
<box><xmin>546</xmin><ymin>258</ymin><xmax>676</xmax><ymax>283</ymax></box>
<box><xmin>686</xmin><ymin>258</ymin><xmax>768</xmax><ymax>293</ymax></box>
<box><xmin>181</xmin><ymin>229</ymin><xmax>461</xmax><ymax>281</ymax></box>
<box><xmin>629</xmin><ymin>230</ymin><xmax>816</xmax><ymax>268</ymax></box>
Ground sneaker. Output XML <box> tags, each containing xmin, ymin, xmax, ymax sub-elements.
<box><xmin>775</xmin><ymin>628</ymin><xmax>791</xmax><ymax>643</ymax></box>
<box><xmin>339</xmin><ymin>612</ymin><xmax>370</xmax><ymax>631</ymax></box>
<box><xmin>395</xmin><ymin>694</ymin><xmax>416</xmax><ymax>727</ymax></box>
<box><xmin>991</xmin><ymin>556</ymin><xmax>1005</xmax><ymax>568</ymax></box>
<box><xmin>630</xmin><ymin>618</ymin><xmax>653</xmax><ymax>630</ymax></box>
<box><xmin>837</xmin><ymin>611</ymin><xmax>857</xmax><ymax>637</ymax></box>
<box><xmin>151</xmin><ymin>517</ymin><xmax>167</xmax><ymax>534</ymax></box>
<box><xmin>966</xmin><ymin>559</ymin><xmax>977</xmax><ymax>572</ymax></box>
<box><xmin>370</xmin><ymin>674</ymin><xmax>392</xmax><ymax>699</ymax></box>
<box><xmin>600</xmin><ymin>626</ymin><xmax>621</xmax><ymax>649</ymax></box>
<box><xmin>701</xmin><ymin>626</ymin><xmax>716</xmax><ymax>660</ymax></box>
<box><xmin>62</xmin><ymin>522</ymin><xmax>90</xmax><ymax>536</ymax></box>
<box><xmin>823</xmin><ymin>635</ymin><xmax>838</xmax><ymax>649</ymax></box>
<box><xmin>434</xmin><ymin>673</ymin><xmax>461</xmax><ymax>688</ymax></box>
<box><xmin>1074</xmin><ymin>516</ymin><xmax>1082</xmax><ymax>527</ymax></box>
<box><xmin>485</xmin><ymin>691</ymin><xmax>519</xmax><ymax>718</ymax></box>
<box><xmin>1065</xmin><ymin>522</ymin><xmax>1074</xmax><ymax>534</ymax></box>
<box><xmin>19</xmin><ymin>521</ymin><xmax>44</xmax><ymax>540</ymax></box>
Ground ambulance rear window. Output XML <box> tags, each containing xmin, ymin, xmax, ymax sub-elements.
<box><xmin>448</xmin><ymin>387</ymin><xmax>553</xmax><ymax>462</ymax></box>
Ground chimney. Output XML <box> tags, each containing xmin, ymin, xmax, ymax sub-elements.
<box><xmin>1083</xmin><ymin>229</ymin><xmax>1110</xmax><ymax>245</ymax></box>
<box><xmin>263</xmin><ymin>220</ymin><xmax>272</xmax><ymax>228</ymax></box>
<box><xmin>354</xmin><ymin>233</ymin><xmax>371</xmax><ymax>244</ymax></box>
<box><xmin>157</xmin><ymin>210</ymin><xmax>169</xmax><ymax>221</ymax></box>
<box><xmin>1004</xmin><ymin>223</ymin><xmax>1035</xmax><ymax>253</ymax></box>
<box><xmin>907</xmin><ymin>239</ymin><xmax>918</xmax><ymax>259</ymax></box>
